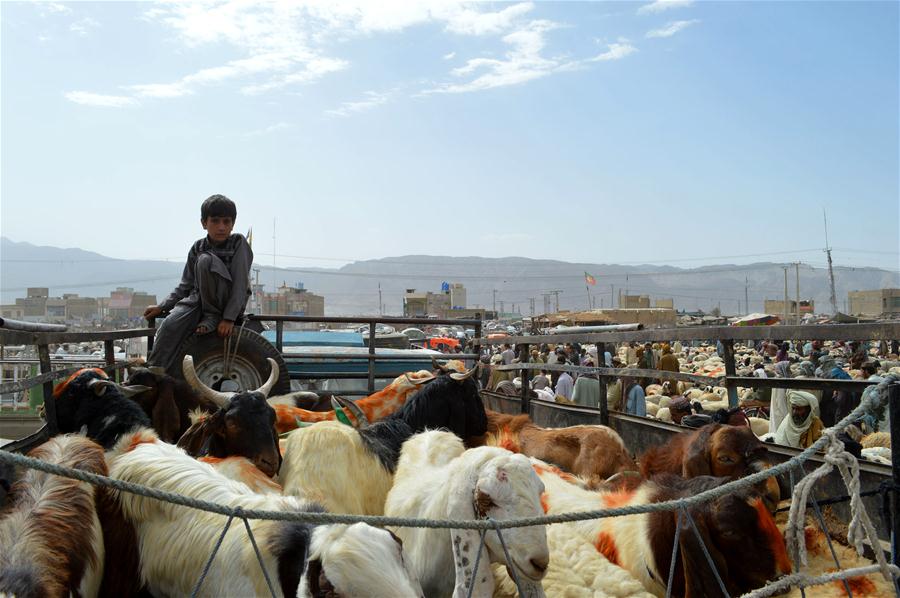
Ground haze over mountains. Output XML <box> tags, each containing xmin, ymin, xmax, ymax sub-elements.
<box><xmin>2</xmin><ymin>237</ymin><xmax>897</xmax><ymax>316</ymax></box>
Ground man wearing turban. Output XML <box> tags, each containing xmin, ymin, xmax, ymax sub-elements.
<box><xmin>774</xmin><ymin>390</ymin><xmax>824</xmax><ymax>448</ymax></box>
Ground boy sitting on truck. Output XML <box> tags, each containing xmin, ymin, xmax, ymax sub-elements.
<box><xmin>144</xmin><ymin>194</ymin><xmax>253</xmax><ymax>372</ymax></box>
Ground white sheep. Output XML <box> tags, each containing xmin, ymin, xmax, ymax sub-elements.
<box><xmin>384</xmin><ymin>431</ymin><xmax>549</xmax><ymax>598</ymax></box>
<box><xmin>106</xmin><ymin>430</ymin><xmax>423</xmax><ymax>598</ymax></box>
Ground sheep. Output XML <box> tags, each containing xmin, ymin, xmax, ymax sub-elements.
<box><xmin>748</xmin><ymin>416</ymin><xmax>770</xmax><ymax>438</ymax></box>
<box><xmin>483</xmin><ymin>411</ymin><xmax>638</xmax><ymax>484</ymax></box>
<box><xmin>278</xmin><ymin>365</ymin><xmax>487</xmax><ymax>515</ymax></box>
<box><xmin>106</xmin><ymin>432</ymin><xmax>424</xmax><ymax>597</ymax></box>
<box><xmin>0</xmin><ymin>435</ymin><xmax>107</xmax><ymax>598</ymax></box>
<box><xmin>860</xmin><ymin>432</ymin><xmax>891</xmax><ymax>449</ymax></box>
<box><xmin>384</xmin><ymin>430</ymin><xmax>549</xmax><ymax>598</ymax></box>
<box><xmin>530</xmin><ymin>463</ymin><xmax>792</xmax><ymax>597</ymax></box>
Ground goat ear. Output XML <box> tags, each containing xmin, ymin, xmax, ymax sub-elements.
<box><xmin>446</xmin><ymin>484</ymin><xmax>495</xmax><ymax>598</ymax></box>
<box><xmin>682</xmin><ymin>425</ymin><xmax>717</xmax><ymax>477</ymax></box>
<box><xmin>175</xmin><ymin>411</ymin><xmax>219</xmax><ymax>456</ymax></box>
<box><xmin>152</xmin><ymin>379</ymin><xmax>181</xmax><ymax>444</ymax></box>
<box><xmin>679</xmin><ymin>510</ymin><xmax>729</xmax><ymax>598</ymax></box>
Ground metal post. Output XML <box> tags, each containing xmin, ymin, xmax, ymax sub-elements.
<box><xmin>104</xmin><ymin>339</ymin><xmax>116</xmax><ymax>367</ymax></box>
<box><xmin>783</xmin><ymin>266</ymin><xmax>789</xmax><ymax>325</ymax></box>
<box><xmin>146</xmin><ymin>317</ymin><xmax>156</xmax><ymax>354</ymax></box>
<box><xmin>368</xmin><ymin>322</ymin><xmax>376</xmax><ymax>393</ymax></box>
<box><xmin>38</xmin><ymin>344</ymin><xmax>57</xmax><ymax>435</ymax></box>
<box><xmin>722</xmin><ymin>339</ymin><xmax>738</xmax><ymax>408</ymax></box>
<box><xmin>596</xmin><ymin>342</ymin><xmax>609</xmax><ymax>426</ymax></box>
<box><xmin>795</xmin><ymin>262</ymin><xmax>801</xmax><ymax>325</ymax></box>
<box><xmin>889</xmin><ymin>382</ymin><xmax>899</xmax><ymax>571</ymax></box>
<box><xmin>519</xmin><ymin>344</ymin><xmax>531</xmax><ymax>416</ymax></box>
<box><xmin>474</xmin><ymin>320</ymin><xmax>483</xmax><ymax>362</ymax></box>
<box><xmin>275</xmin><ymin>320</ymin><xmax>284</xmax><ymax>353</ymax></box>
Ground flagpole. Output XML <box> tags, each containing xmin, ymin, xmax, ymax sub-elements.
<box><xmin>586</xmin><ymin>283</ymin><xmax>591</xmax><ymax>310</ymax></box>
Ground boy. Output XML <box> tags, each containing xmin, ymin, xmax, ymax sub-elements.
<box><xmin>144</xmin><ymin>194</ymin><xmax>253</xmax><ymax>372</ymax></box>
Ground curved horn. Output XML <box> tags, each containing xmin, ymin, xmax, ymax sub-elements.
<box><xmin>449</xmin><ymin>363</ymin><xmax>480</xmax><ymax>381</ymax></box>
<box><xmin>182</xmin><ymin>355</ymin><xmax>233</xmax><ymax>408</ymax></box>
<box><xmin>332</xmin><ymin>396</ymin><xmax>370</xmax><ymax>428</ymax></box>
<box><xmin>254</xmin><ymin>358</ymin><xmax>279</xmax><ymax>398</ymax></box>
<box><xmin>431</xmin><ymin>357</ymin><xmax>451</xmax><ymax>373</ymax></box>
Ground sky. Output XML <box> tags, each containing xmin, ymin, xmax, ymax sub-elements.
<box><xmin>2</xmin><ymin>0</ymin><xmax>898</xmax><ymax>274</ymax></box>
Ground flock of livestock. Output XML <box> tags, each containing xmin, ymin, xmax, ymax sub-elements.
<box><xmin>0</xmin><ymin>354</ymin><xmax>893</xmax><ymax>597</ymax></box>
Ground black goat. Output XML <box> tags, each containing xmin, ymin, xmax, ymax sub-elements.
<box><xmin>53</xmin><ymin>369</ymin><xmax>151</xmax><ymax>449</ymax></box>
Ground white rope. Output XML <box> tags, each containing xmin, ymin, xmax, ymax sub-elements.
<box><xmin>739</xmin><ymin>564</ymin><xmax>900</xmax><ymax>598</ymax></box>
<box><xmin>786</xmin><ymin>427</ymin><xmax>895</xmax><ymax>583</ymax></box>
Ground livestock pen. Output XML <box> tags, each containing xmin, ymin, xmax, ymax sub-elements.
<box><xmin>0</xmin><ymin>317</ymin><xmax>899</xmax><ymax>596</ymax></box>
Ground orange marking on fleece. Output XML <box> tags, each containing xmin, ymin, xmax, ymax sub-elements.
<box><xmin>594</xmin><ymin>532</ymin><xmax>620</xmax><ymax>566</ymax></box>
<box><xmin>804</xmin><ymin>527</ymin><xmax>824</xmax><ymax>556</ymax></box>
<box><xmin>826</xmin><ymin>568</ymin><xmax>877</xmax><ymax>596</ymax></box>
<box><xmin>753</xmin><ymin>498</ymin><xmax>792</xmax><ymax>575</ymax></box>
<box><xmin>198</xmin><ymin>456</ymin><xmax>224</xmax><ymax>465</ymax></box>
<box><xmin>540</xmin><ymin>493</ymin><xmax>549</xmax><ymax>514</ymax></box>
<box><xmin>602</xmin><ymin>489</ymin><xmax>635</xmax><ymax>509</ymax></box>
<box><xmin>52</xmin><ymin>367</ymin><xmax>107</xmax><ymax>398</ymax></box>
<box><xmin>126</xmin><ymin>430</ymin><xmax>157</xmax><ymax>452</ymax></box>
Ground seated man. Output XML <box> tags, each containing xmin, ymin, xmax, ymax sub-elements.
<box><xmin>774</xmin><ymin>391</ymin><xmax>824</xmax><ymax>448</ymax></box>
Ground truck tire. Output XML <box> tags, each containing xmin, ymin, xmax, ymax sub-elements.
<box><xmin>166</xmin><ymin>328</ymin><xmax>291</xmax><ymax>396</ymax></box>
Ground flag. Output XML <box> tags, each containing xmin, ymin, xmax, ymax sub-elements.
<box><xmin>584</xmin><ymin>271</ymin><xmax>597</xmax><ymax>286</ymax></box>
<box><xmin>246</xmin><ymin>227</ymin><xmax>253</xmax><ymax>247</ymax></box>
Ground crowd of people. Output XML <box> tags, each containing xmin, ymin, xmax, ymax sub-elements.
<box><xmin>480</xmin><ymin>337</ymin><xmax>898</xmax><ymax>452</ymax></box>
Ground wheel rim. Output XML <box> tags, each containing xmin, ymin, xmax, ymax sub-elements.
<box><xmin>193</xmin><ymin>354</ymin><xmax>264</xmax><ymax>392</ymax></box>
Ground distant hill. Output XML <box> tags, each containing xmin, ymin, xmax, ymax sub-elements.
<box><xmin>2</xmin><ymin>237</ymin><xmax>897</xmax><ymax>316</ymax></box>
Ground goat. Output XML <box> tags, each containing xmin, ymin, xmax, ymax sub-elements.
<box><xmin>106</xmin><ymin>434</ymin><xmax>423</xmax><ymax>597</ymax></box>
<box><xmin>125</xmin><ymin>366</ymin><xmax>221</xmax><ymax>443</ymax></box>
<box><xmin>529</xmin><ymin>463</ymin><xmax>791</xmax><ymax>597</ymax></box>
<box><xmin>278</xmin><ymin>365</ymin><xmax>487</xmax><ymax>515</ymax></box>
<box><xmin>272</xmin><ymin>369</ymin><xmax>437</xmax><ymax>433</ymax></box>
<box><xmin>640</xmin><ymin>423</ymin><xmax>781</xmax><ymax>511</ymax></box>
<box><xmin>384</xmin><ymin>430</ymin><xmax>550</xmax><ymax>598</ymax></box>
<box><xmin>0</xmin><ymin>435</ymin><xmax>107</xmax><ymax>598</ymax></box>
<box><xmin>484</xmin><ymin>410</ymin><xmax>638</xmax><ymax>485</ymax></box>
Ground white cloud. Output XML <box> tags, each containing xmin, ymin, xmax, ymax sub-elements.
<box><xmin>42</xmin><ymin>2</ymin><xmax>72</xmax><ymax>16</ymax></box>
<box><xmin>245</xmin><ymin>122</ymin><xmax>292</xmax><ymax>136</ymax></box>
<box><xmin>440</xmin><ymin>2</ymin><xmax>534</xmax><ymax>36</ymax></box>
<box><xmin>636</xmin><ymin>0</ymin><xmax>694</xmax><ymax>15</ymax></box>
<box><xmin>443</xmin><ymin>51</ymin><xmax>456</xmax><ymax>60</ymax></box>
<box><xmin>70</xmin><ymin>17</ymin><xmax>100</xmax><ymax>37</ymax></box>
<box><xmin>326</xmin><ymin>90</ymin><xmax>393</xmax><ymax>117</ymax></box>
<box><xmin>64</xmin><ymin>91</ymin><xmax>137</xmax><ymax>108</ymax></box>
<box><xmin>588</xmin><ymin>42</ymin><xmax>637</xmax><ymax>62</ymax></box>
<box><xmin>646</xmin><ymin>19</ymin><xmax>699</xmax><ymax>38</ymax></box>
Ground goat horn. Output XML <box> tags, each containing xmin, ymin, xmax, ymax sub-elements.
<box><xmin>449</xmin><ymin>363</ymin><xmax>480</xmax><ymax>381</ymax></box>
<box><xmin>254</xmin><ymin>358</ymin><xmax>279</xmax><ymax>398</ymax></box>
<box><xmin>182</xmin><ymin>355</ymin><xmax>233</xmax><ymax>408</ymax></box>
<box><xmin>431</xmin><ymin>357</ymin><xmax>451</xmax><ymax>373</ymax></box>
<box><xmin>331</xmin><ymin>396</ymin><xmax>370</xmax><ymax>428</ymax></box>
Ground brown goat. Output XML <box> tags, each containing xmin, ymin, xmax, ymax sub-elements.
<box><xmin>0</xmin><ymin>435</ymin><xmax>107</xmax><ymax>598</ymax></box>
<box><xmin>640</xmin><ymin>423</ymin><xmax>781</xmax><ymax>511</ymax></box>
<box><xmin>126</xmin><ymin>368</ymin><xmax>220</xmax><ymax>443</ymax></box>
<box><xmin>484</xmin><ymin>410</ymin><xmax>638</xmax><ymax>483</ymax></box>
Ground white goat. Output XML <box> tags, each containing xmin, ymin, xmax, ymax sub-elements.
<box><xmin>106</xmin><ymin>430</ymin><xmax>423</xmax><ymax>598</ymax></box>
<box><xmin>384</xmin><ymin>431</ymin><xmax>549</xmax><ymax>598</ymax></box>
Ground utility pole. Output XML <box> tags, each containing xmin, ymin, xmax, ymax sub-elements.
<box><xmin>272</xmin><ymin>218</ymin><xmax>277</xmax><ymax>294</ymax></box>
<box><xmin>794</xmin><ymin>262</ymin><xmax>801</xmax><ymax>324</ymax></box>
<box><xmin>378</xmin><ymin>283</ymin><xmax>383</xmax><ymax>315</ymax></box>
<box><xmin>744</xmin><ymin>277</ymin><xmax>749</xmax><ymax>315</ymax></box>
<box><xmin>549</xmin><ymin>290</ymin><xmax>562</xmax><ymax>313</ymax></box>
<box><xmin>610</xmin><ymin>284</ymin><xmax>615</xmax><ymax>309</ymax></box>
<box><xmin>542</xmin><ymin>293</ymin><xmax>551</xmax><ymax>315</ymax></box>
<box><xmin>492</xmin><ymin>289</ymin><xmax>498</xmax><ymax>316</ymax></box>
<box><xmin>782</xmin><ymin>266</ymin><xmax>789</xmax><ymax>325</ymax></box>
<box><xmin>499</xmin><ymin>301</ymin><xmax>505</xmax><ymax>317</ymax></box>
<box><xmin>529</xmin><ymin>297</ymin><xmax>535</xmax><ymax>316</ymax></box>
<box><xmin>823</xmin><ymin>209</ymin><xmax>838</xmax><ymax>314</ymax></box>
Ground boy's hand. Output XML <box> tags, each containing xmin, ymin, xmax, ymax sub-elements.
<box><xmin>217</xmin><ymin>320</ymin><xmax>234</xmax><ymax>338</ymax></box>
<box><xmin>144</xmin><ymin>305</ymin><xmax>163</xmax><ymax>319</ymax></box>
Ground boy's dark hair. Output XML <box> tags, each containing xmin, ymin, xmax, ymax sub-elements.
<box><xmin>201</xmin><ymin>194</ymin><xmax>237</xmax><ymax>221</ymax></box>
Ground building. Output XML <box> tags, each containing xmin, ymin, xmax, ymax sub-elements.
<box><xmin>15</xmin><ymin>287</ymin><xmax>49</xmax><ymax>319</ymax></box>
<box><xmin>848</xmin><ymin>289</ymin><xmax>900</xmax><ymax>317</ymax></box>
<box><xmin>0</xmin><ymin>305</ymin><xmax>25</xmax><ymax>320</ymax></box>
<box><xmin>764</xmin><ymin>299</ymin><xmax>815</xmax><ymax>316</ymax></box>
<box><xmin>64</xmin><ymin>294</ymin><xmax>100</xmax><ymax>322</ymax></box>
<box><xmin>261</xmin><ymin>282</ymin><xmax>325</xmax><ymax>328</ymax></box>
<box><xmin>654</xmin><ymin>298</ymin><xmax>674</xmax><ymax>309</ymax></box>
<box><xmin>620</xmin><ymin>294</ymin><xmax>651</xmax><ymax>309</ymax></box>
<box><xmin>449</xmin><ymin>283</ymin><xmax>467</xmax><ymax>309</ymax></box>
<box><xmin>402</xmin><ymin>287</ymin><xmax>452</xmax><ymax>318</ymax></box>
<box><xmin>535</xmin><ymin>308</ymin><xmax>677</xmax><ymax>329</ymax></box>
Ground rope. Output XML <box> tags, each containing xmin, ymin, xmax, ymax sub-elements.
<box><xmin>664</xmin><ymin>510</ymin><xmax>683</xmax><ymax>598</ymax></box>
<box><xmin>465</xmin><ymin>529</ymin><xmax>488</xmax><ymax>598</ymax></box>
<box><xmin>738</xmin><ymin>564</ymin><xmax>900</xmax><ymax>598</ymax></box>
<box><xmin>785</xmin><ymin>427</ymin><xmax>895</xmax><ymax>583</ymax></box>
<box><xmin>682</xmin><ymin>505</ymin><xmax>730</xmax><ymax>598</ymax></box>
<box><xmin>191</xmin><ymin>513</ymin><xmax>234</xmax><ymax>597</ymax></box>
<box><xmin>241</xmin><ymin>511</ymin><xmax>278</xmax><ymax>598</ymax></box>
<box><xmin>491</xmin><ymin>519</ymin><xmax>525</xmax><ymax>597</ymax></box>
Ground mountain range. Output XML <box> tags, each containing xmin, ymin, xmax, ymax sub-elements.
<box><xmin>1</xmin><ymin>237</ymin><xmax>897</xmax><ymax>316</ymax></box>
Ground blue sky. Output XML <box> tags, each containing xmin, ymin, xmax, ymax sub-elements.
<box><xmin>2</xmin><ymin>1</ymin><xmax>898</xmax><ymax>272</ymax></box>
